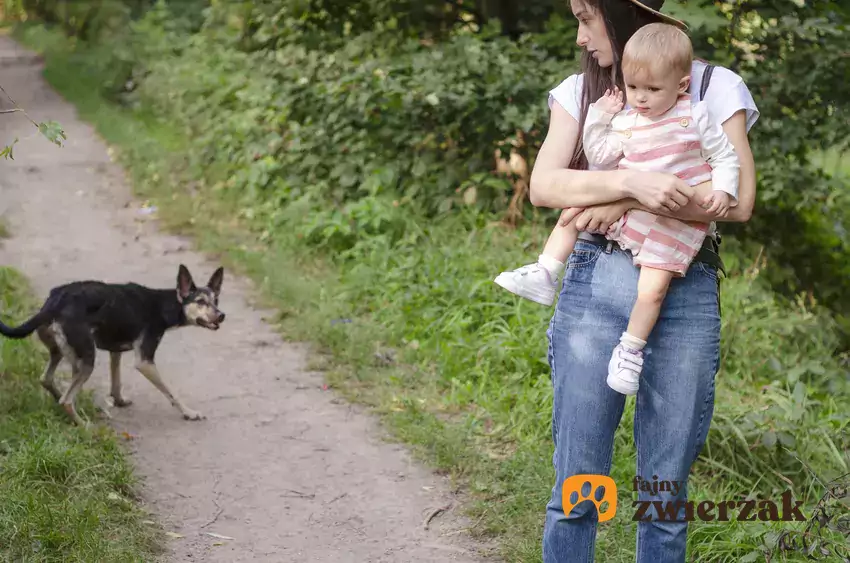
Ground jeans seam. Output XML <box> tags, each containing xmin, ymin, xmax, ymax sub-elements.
<box><xmin>547</xmin><ymin>313</ymin><xmax>558</xmax><ymax>450</ymax></box>
<box><xmin>692</xmin><ymin>344</ymin><xmax>720</xmax><ymax>465</ymax></box>
<box><xmin>636</xmin><ymin>392</ymin><xmax>645</xmax><ymax>562</ymax></box>
<box><xmin>692</xmin><ymin>285</ymin><xmax>721</xmax><ymax>465</ymax></box>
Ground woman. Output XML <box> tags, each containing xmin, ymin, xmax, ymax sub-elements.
<box><xmin>531</xmin><ymin>1</ymin><xmax>759</xmax><ymax>561</ymax></box>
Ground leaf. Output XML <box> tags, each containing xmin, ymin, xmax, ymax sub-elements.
<box><xmin>762</xmin><ymin>430</ymin><xmax>777</xmax><ymax>448</ymax></box>
<box><xmin>808</xmin><ymin>363</ymin><xmax>826</xmax><ymax>376</ymax></box>
<box><xmin>740</xmin><ymin>551</ymin><xmax>763</xmax><ymax>563</ymax></box>
<box><xmin>204</xmin><ymin>532</ymin><xmax>234</xmax><ymax>540</ymax></box>
<box><xmin>1</xmin><ymin>138</ymin><xmax>18</xmax><ymax>160</ymax></box>
<box><xmin>777</xmin><ymin>432</ymin><xmax>796</xmax><ymax>448</ymax></box>
<box><xmin>37</xmin><ymin>121</ymin><xmax>66</xmax><ymax>147</ymax></box>
<box><xmin>462</xmin><ymin>186</ymin><xmax>477</xmax><ymax>205</ymax></box>
<box><xmin>793</xmin><ymin>381</ymin><xmax>807</xmax><ymax>405</ymax></box>
<box><xmin>412</xmin><ymin>159</ymin><xmax>427</xmax><ymax>178</ymax></box>
<box><xmin>786</xmin><ymin>365</ymin><xmax>806</xmax><ymax>384</ymax></box>
<box><xmin>165</xmin><ymin>532</ymin><xmax>184</xmax><ymax>539</ymax></box>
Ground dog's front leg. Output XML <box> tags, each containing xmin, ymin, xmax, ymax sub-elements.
<box><xmin>134</xmin><ymin>358</ymin><xmax>205</xmax><ymax>421</ymax></box>
<box><xmin>110</xmin><ymin>352</ymin><xmax>133</xmax><ymax>407</ymax></box>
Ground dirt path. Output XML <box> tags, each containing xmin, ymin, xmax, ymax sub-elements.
<box><xmin>0</xmin><ymin>35</ymin><xmax>497</xmax><ymax>562</ymax></box>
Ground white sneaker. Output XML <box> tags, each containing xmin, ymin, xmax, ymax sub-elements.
<box><xmin>494</xmin><ymin>262</ymin><xmax>559</xmax><ymax>306</ymax></box>
<box><xmin>607</xmin><ymin>344</ymin><xmax>644</xmax><ymax>395</ymax></box>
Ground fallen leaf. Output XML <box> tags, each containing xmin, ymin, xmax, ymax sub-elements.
<box><xmin>165</xmin><ymin>532</ymin><xmax>184</xmax><ymax>539</ymax></box>
<box><xmin>142</xmin><ymin>520</ymin><xmax>156</xmax><ymax>525</ymax></box>
<box><xmin>204</xmin><ymin>532</ymin><xmax>234</xmax><ymax>540</ymax></box>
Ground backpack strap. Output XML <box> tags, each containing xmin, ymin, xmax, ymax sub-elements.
<box><xmin>697</xmin><ymin>63</ymin><xmax>725</xmax><ymax>267</ymax></box>
<box><xmin>700</xmin><ymin>64</ymin><xmax>715</xmax><ymax>102</ymax></box>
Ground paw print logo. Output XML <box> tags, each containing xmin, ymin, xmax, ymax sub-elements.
<box><xmin>562</xmin><ymin>474</ymin><xmax>618</xmax><ymax>522</ymax></box>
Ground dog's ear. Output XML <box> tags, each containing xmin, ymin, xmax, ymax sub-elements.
<box><xmin>207</xmin><ymin>267</ymin><xmax>224</xmax><ymax>299</ymax></box>
<box><xmin>176</xmin><ymin>264</ymin><xmax>196</xmax><ymax>302</ymax></box>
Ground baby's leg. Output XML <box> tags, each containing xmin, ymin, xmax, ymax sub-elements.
<box><xmin>627</xmin><ymin>266</ymin><xmax>675</xmax><ymax>342</ymax></box>
<box><xmin>493</xmin><ymin>209</ymin><xmax>579</xmax><ymax>307</ymax></box>
<box><xmin>607</xmin><ymin>266</ymin><xmax>675</xmax><ymax>396</ymax></box>
<box><xmin>540</xmin><ymin>210</ymin><xmax>580</xmax><ymax>266</ymax></box>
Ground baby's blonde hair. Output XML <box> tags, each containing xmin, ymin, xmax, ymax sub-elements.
<box><xmin>622</xmin><ymin>23</ymin><xmax>693</xmax><ymax>80</ymax></box>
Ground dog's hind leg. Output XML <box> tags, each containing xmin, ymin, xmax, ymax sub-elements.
<box><xmin>58</xmin><ymin>360</ymin><xmax>94</xmax><ymax>426</ymax></box>
<box><xmin>55</xmin><ymin>322</ymin><xmax>96</xmax><ymax>426</ymax></box>
<box><xmin>36</xmin><ymin>325</ymin><xmax>63</xmax><ymax>402</ymax></box>
<box><xmin>109</xmin><ymin>352</ymin><xmax>132</xmax><ymax>407</ymax></box>
<box><xmin>134</xmin><ymin>338</ymin><xmax>205</xmax><ymax>421</ymax></box>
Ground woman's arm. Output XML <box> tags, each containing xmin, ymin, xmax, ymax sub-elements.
<box><xmin>529</xmin><ymin>101</ymin><xmax>694</xmax><ymax>212</ymax></box>
<box><xmin>718</xmin><ymin>109</ymin><xmax>756</xmax><ymax>222</ymax></box>
<box><xmin>529</xmin><ymin>101</ymin><xmax>629</xmax><ymax>208</ymax></box>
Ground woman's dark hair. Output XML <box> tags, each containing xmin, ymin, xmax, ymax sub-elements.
<box><xmin>569</xmin><ymin>0</ymin><xmax>663</xmax><ymax>170</ymax></box>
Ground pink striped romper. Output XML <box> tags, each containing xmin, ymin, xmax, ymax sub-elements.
<box><xmin>582</xmin><ymin>94</ymin><xmax>740</xmax><ymax>276</ymax></box>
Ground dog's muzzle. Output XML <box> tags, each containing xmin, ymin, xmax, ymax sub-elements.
<box><xmin>200</xmin><ymin>312</ymin><xmax>225</xmax><ymax>330</ymax></box>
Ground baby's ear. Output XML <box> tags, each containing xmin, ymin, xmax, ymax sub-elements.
<box><xmin>678</xmin><ymin>75</ymin><xmax>691</xmax><ymax>95</ymax></box>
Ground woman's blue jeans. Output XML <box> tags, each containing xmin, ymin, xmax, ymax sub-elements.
<box><xmin>543</xmin><ymin>238</ymin><xmax>721</xmax><ymax>562</ymax></box>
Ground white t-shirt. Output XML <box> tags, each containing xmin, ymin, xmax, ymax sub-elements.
<box><xmin>549</xmin><ymin>60</ymin><xmax>760</xmax><ymax>172</ymax></box>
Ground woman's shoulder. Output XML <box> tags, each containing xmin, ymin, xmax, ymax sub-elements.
<box><xmin>690</xmin><ymin>60</ymin><xmax>760</xmax><ymax>132</ymax></box>
<box><xmin>548</xmin><ymin>72</ymin><xmax>584</xmax><ymax>122</ymax></box>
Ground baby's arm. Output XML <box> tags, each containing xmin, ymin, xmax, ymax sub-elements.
<box><xmin>582</xmin><ymin>88</ymin><xmax>626</xmax><ymax>169</ymax></box>
<box><xmin>694</xmin><ymin>101</ymin><xmax>740</xmax><ymax>207</ymax></box>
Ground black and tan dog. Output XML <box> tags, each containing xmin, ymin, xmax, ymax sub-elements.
<box><xmin>0</xmin><ymin>264</ymin><xmax>225</xmax><ymax>425</ymax></box>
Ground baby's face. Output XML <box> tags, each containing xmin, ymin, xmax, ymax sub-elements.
<box><xmin>623</xmin><ymin>66</ymin><xmax>690</xmax><ymax>118</ymax></box>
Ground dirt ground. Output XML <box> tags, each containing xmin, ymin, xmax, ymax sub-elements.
<box><xmin>0</xmin><ymin>35</ymin><xmax>499</xmax><ymax>562</ymax></box>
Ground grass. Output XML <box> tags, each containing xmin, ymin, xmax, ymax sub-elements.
<box><xmin>11</xmin><ymin>21</ymin><xmax>850</xmax><ymax>563</ymax></box>
<box><xmin>0</xmin><ymin>217</ymin><xmax>12</xmax><ymax>239</ymax></box>
<box><xmin>0</xmin><ymin>266</ymin><xmax>163</xmax><ymax>562</ymax></box>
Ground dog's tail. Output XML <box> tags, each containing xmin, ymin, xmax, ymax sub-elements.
<box><xmin>0</xmin><ymin>293</ymin><xmax>58</xmax><ymax>339</ymax></box>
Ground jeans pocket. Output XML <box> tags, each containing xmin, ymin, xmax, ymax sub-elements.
<box><xmin>694</xmin><ymin>261</ymin><xmax>719</xmax><ymax>282</ymax></box>
<box><xmin>566</xmin><ymin>242</ymin><xmax>602</xmax><ymax>270</ymax></box>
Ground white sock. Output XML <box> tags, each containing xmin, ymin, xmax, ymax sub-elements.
<box><xmin>620</xmin><ymin>332</ymin><xmax>647</xmax><ymax>353</ymax></box>
<box><xmin>538</xmin><ymin>254</ymin><xmax>565</xmax><ymax>277</ymax></box>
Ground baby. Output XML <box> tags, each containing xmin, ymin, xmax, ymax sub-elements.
<box><xmin>494</xmin><ymin>23</ymin><xmax>740</xmax><ymax>396</ymax></box>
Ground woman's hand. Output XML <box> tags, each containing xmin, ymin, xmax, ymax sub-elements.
<box><xmin>620</xmin><ymin>170</ymin><xmax>694</xmax><ymax>214</ymax></box>
<box><xmin>558</xmin><ymin>200</ymin><xmax>631</xmax><ymax>234</ymax></box>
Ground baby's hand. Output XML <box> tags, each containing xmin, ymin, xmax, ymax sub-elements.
<box><xmin>595</xmin><ymin>87</ymin><xmax>624</xmax><ymax>115</ymax></box>
<box><xmin>702</xmin><ymin>191</ymin><xmax>731</xmax><ymax>217</ymax></box>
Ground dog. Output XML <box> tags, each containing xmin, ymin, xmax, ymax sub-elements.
<box><xmin>0</xmin><ymin>264</ymin><xmax>225</xmax><ymax>425</ymax></box>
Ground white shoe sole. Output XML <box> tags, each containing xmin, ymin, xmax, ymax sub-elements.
<box><xmin>607</xmin><ymin>372</ymin><xmax>639</xmax><ymax>396</ymax></box>
<box><xmin>494</xmin><ymin>273</ymin><xmax>555</xmax><ymax>306</ymax></box>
